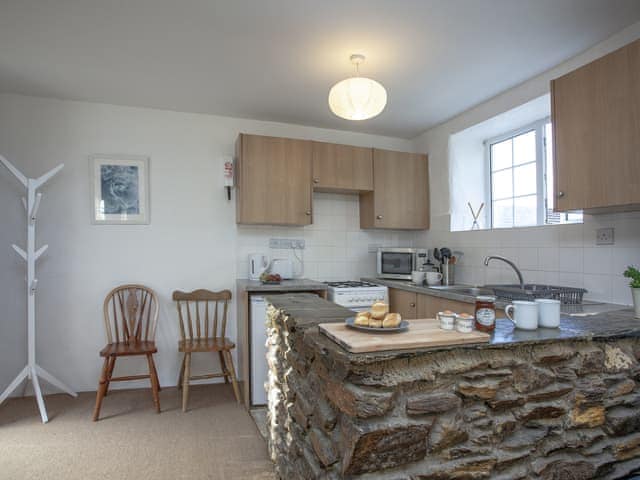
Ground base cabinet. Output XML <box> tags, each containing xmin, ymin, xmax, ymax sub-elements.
<box><xmin>388</xmin><ymin>287</ymin><xmax>504</xmax><ymax>321</ymax></box>
<box><xmin>388</xmin><ymin>288</ymin><xmax>418</xmax><ymax>320</ymax></box>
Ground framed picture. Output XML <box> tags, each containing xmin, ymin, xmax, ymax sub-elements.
<box><xmin>90</xmin><ymin>155</ymin><xmax>150</xmax><ymax>225</ymax></box>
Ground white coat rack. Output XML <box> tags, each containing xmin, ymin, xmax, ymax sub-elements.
<box><xmin>0</xmin><ymin>155</ymin><xmax>77</xmax><ymax>423</ymax></box>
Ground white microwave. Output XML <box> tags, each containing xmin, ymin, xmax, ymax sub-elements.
<box><xmin>376</xmin><ymin>248</ymin><xmax>428</xmax><ymax>280</ymax></box>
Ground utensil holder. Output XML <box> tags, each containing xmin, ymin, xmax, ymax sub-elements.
<box><xmin>441</xmin><ymin>264</ymin><xmax>455</xmax><ymax>285</ymax></box>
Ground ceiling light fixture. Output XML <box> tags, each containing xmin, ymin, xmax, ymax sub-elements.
<box><xmin>328</xmin><ymin>54</ymin><xmax>387</xmax><ymax>121</ymax></box>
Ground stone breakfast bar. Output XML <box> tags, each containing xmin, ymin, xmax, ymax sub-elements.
<box><xmin>264</xmin><ymin>293</ymin><xmax>640</xmax><ymax>480</ymax></box>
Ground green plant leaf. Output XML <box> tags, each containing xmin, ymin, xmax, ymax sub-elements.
<box><xmin>623</xmin><ymin>266</ymin><xmax>640</xmax><ymax>288</ymax></box>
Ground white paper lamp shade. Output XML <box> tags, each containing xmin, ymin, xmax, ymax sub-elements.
<box><xmin>328</xmin><ymin>76</ymin><xmax>387</xmax><ymax>120</ymax></box>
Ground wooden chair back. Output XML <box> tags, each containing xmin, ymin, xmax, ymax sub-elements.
<box><xmin>172</xmin><ymin>289</ymin><xmax>232</xmax><ymax>341</ymax></box>
<box><xmin>103</xmin><ymin>285</ymin><xmax>159</xmax><ymax>344</ymax></box>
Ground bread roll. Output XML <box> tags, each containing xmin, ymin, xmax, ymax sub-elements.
<box><xmin>370</xmin><ymin>301</ymin><xmax>389</xmax><ymax>320</ymax></box>
<box><xmin>369</xmin><ymin>318</ymin><xmax>383</xmax><ymax>328</ymax></box>
<box><xmin>354</xmin><ymin>311</ymin><xmax>371</xmax><ymax>326</ymax></box>
<box><xmin>383</xmin><ymin>312</ymin><xmax>402</xmax><ymax>328</ymax></box>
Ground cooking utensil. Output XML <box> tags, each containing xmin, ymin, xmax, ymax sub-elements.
<box><xmin>433</xmin><ymin>248</ymin><xmax>441</xmax><ymax>263</ymax></box>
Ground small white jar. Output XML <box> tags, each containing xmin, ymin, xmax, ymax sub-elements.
<box><xmin>455</xmin><ymin>313</ymin><xmax>475</xmax><ymax>333</ymax></box>
<box><xmin>437</xmin><ymin>310</ymin><xmax>456</xmax><ymax>330</ymax></box>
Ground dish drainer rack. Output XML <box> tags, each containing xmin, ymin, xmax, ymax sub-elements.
<box><xmin>487</xmin><ymin>284</ymin><xmax>587</xmax><ymax>305</ymax></box>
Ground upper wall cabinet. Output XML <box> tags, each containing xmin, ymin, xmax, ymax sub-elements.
<box><xmin>236</xmin><ymin>134</ymin><xmax>313</xmax><ymax>225</ymax></box>
<box><xmin>551</xmin><ymin>39</ymin><xmax>640</xmax><ymax>212</ymax></box>
<box><xmin>360</xmin><ymin>149</ymin><xmax>430</xmax><ymax>230</ymax></box>
<box><xmin>312</xmin><ymin>142</ymin><xmax>373</xmax><ymax>193</ymax></box>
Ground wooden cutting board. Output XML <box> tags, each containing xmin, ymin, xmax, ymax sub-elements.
<box><xmin>319</xmin><ymin>318</ymin><xmax>491</xmax><ymax>353</ymax></box>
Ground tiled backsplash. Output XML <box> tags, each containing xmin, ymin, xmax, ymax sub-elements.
<box><xmin>236</xmin><ymin>193</ymin><xmax>419</xmax><ymax>281</ymax></box>
<box><xmin>237</xmin><ymin>194</ymin><xmax>640</xmax><ymax>305</ymax></box>
<box><xmin>417</xmin><ymin>211</ymin><xmax>640</xmax><ymax>305</ymax></box>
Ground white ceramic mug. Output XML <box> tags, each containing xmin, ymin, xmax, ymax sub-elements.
<box><xmin>505</xmin><ymin>301</ymin><xmax>538</xmax><ymax>330</ymax></box>
<box><xmin>535</xmin><ymin>299</ymin><xmax>561</xmax><ymax>328</ymax></box>
<box><xmin>426</xmin><ymin>271</ymin><xmax>443</xmax><ymax>286</ymax></box>
<box><xmin>411</xmin><ymin>270</ymin><xmax>426</xmax><ymax>285</ymax></box>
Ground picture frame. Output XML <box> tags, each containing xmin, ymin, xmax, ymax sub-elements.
<box><xmin>90</xmin><ymin>154</ymin><xmax>150</xmax><ymax>225</ymax></box>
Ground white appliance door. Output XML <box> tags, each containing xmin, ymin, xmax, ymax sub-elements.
<box><xmin>250</xmin><ymin>296</ymin><xmax>268</xmax><ymax>406</ymax></box>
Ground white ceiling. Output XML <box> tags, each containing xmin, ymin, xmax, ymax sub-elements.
<box><xmin>1</xmin><ymin>1</ymin><xmax>639</xmax><ymax>139</ymax></box>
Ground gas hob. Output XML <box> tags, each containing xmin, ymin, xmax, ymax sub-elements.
<box><xmin>325</xmin><ymin>281</ymin><xmax>388</xmax><ymax>312</ymax></box>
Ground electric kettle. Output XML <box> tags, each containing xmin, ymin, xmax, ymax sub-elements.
<box><xmin>248</xmin><ymin>254</ymin><xmax>268</xmax><ymax>280</ymax></box>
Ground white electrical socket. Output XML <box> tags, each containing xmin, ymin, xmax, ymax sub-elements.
<box><xmin>596</xmin><ymin>227</ymin><xmax>614</xmax><ymax>245</ymax></box>
<box><xmin>269</xmin><ymin>238</ymin><xmax>305</xmax><ymax>249</ymax></box>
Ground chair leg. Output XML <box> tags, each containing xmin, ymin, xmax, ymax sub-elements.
<box><xmin>92</xmin><ymin>357</ymin><xmax>110</xmax><ymax>421</ymax></box>
<box><xmin>223</xmin><ymin>350</ymin><xmax>241</xmax><ymax>404</ymax></box>
<box><xmin>182</xmin><ymin>352</ymin><xmax>192</xmax><ymax>412</ymax></box>
<box><xmin>218</xmin><ymin>351</ymin><xmax>229</xmax><ymax>384</ymax></box>
<box><xmin>146</xmin><ymin>354</ymin><xmax>161</xmax><ymax>414</ymax></box>
<box><xmin>177</xmin><ymin>353</ymin><xmax>186</xmax><ymax>390</ymax></box>
<box><xmin>104</xmin><ymin>357</ymin><xmax>116</xmax><ymax>397</ymax></box>
<box><xmin>155</xmin><ymin>368</ymin><xmax>162</xmax><ymax>392</ymax></box>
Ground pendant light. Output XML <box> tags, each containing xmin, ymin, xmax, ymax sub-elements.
<box><xmin>328</xmin><ymin>54</ymin><xmax>387</xmax><ymax>121</ymax></box>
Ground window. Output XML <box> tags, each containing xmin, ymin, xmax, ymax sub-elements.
<box><xmin>487</xmin><ymin>119</ymin><xmax>582</xmax><ymax>228</ymax></box>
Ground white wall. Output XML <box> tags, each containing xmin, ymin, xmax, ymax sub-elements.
<box><xmin>0</xmin><ymin>93</ymin><xmax>413</xmax><ymax>395</ymax></box>
<box><xmin>412</xmin><ymin>21</ymin><xmax>640</xmax><ymax>305</ymax></box>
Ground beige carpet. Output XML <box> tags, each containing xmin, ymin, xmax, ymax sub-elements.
<box><xmin>0</xmin><ymin>384</ymin><xmax>276</xmax><ymax>480</ymax></box>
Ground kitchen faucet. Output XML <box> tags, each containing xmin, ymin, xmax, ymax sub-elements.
<box><xmin>484</xmin><ymin>255</ymin><xmax>524</xmax><ymax>290</ymax></box>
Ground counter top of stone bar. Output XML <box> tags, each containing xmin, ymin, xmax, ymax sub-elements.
<box><xmin>265</xmin><ymin>293</ymin><xmax>640</xmax><ymax>365</ymax></box>
<box><xmin>265</xmin><ymin>293</ymin><xmax>640</xmax><ymax>479</ymax></box>
<box><xmin>236</xmin><ymin>278</ymin><xmax>327</xmax><ymax>292</ymax></box>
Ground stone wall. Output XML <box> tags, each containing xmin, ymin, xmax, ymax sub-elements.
<box><xmin>266</xmin><ymin>305</ymin><xmax>640</xmax><ymax>479</ymax></box>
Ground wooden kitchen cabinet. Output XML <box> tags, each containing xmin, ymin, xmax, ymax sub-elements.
<box><xmin>312</xmin><ymin>142</ymin><xmax>373</xmax><ymax>192</ymax></box>
<box><xmin>388</xmin><ymin>288</ymin><xmax>505</xmax><ymax>321</ymax></box>
<box><xmin>360</xmin><ymin>149</ymin><xmax>430</xmax><ymax>229</ymax></box>
<box><xmin>236</xmin><ymin>134</ymin><xmax>313</xmax><ymax>225</ymax></box>
<box><xmin>551</xmin><ymin>39</ymin><xmax>640</xmax><ymax>212</ymax></box>
<box><xmin>388</xmin><ymin>288</ymin><xmax>418</xmax><ymax>320</ymax></box>
<box><xmin>417</xmin><ymin>294</ymin><xmax>504</xmax><ymax>319</ymax></box>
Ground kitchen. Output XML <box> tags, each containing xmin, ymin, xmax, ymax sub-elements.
<box><xmin>1</xmin><ymin>2</ymin><xmax>640</xmax><ymax>480</ymax></box>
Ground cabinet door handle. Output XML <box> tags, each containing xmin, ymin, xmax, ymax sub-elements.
<box><xmin>376</xmin><ymin>215</ymin><xmax>383</xmax><ymax>220</ymax></box>
<box><xmin>410</xmin><ymin>302</ymin><xmax>416</xmax><ymax>308</ymax></box>
<box><xmin>558</xmin><ymin>191</ymin><xmax>565</xmax><ymax>198</ymax></box>
<box><xmin>313</xmin><ymin>178</ymin><xmax>319</xmax><ymax>184</ymax></box>
<box><xmin>305</xmin><ymin>211</ymin><xmax>312</xmax><ymax>216</ymax></box>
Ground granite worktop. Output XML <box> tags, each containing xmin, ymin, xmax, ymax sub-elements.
<box><xmin>361</xmin><ymin>276</ymin><xmax>627</xmax><ymax>314</ymax></box>
<box><xmin>265</xmin><ymin>293</ymin><xmax>640</xmax><ymax>365</ymax></box>
<box><xmin>236</xmin><ymin>278</ymin><xmax>327</xmax><ymax>292</ymax></box>
<box><xmin>265</xmin><ymin>293</ymin><xmax>640</xmax><ymax>479</ymax></box>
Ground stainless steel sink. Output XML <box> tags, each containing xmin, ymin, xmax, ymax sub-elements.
<box><xmin>429</xmin><ymin>283</ymin><xmax>587</xmax><ymax>304</ymax></box>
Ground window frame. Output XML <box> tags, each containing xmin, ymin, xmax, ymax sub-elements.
<box><xmin>484</xmin><ymin>117</ymin><xmax>550</xmax><ymax>229</ymax></box>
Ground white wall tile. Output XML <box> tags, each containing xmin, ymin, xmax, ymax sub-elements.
<box><xmin>517</xmin><ymin>247</ymin><xmax>539</xmax><ymax>270</ymax></box>
<box><xmin>583</xmin><ymin>247</ymin><xmax>612</xmax><ymax>275</ymax></box>
<box><xmin>538</xmin><ymin>247</ymin><xmax>560</xmax><ymax>272</ymax></box>
<box><xmin>557</xmin><ymin>272</ymin><xmax>584</xmax><ymax>289</ymax></box>
<box><xmin>583</xmin><ymin>274</ymin><xmax>613</xmax><ymax>302</ymax></box>
<box><xmin>611</xmin><ymin>248</ymin><xmax>640</xmax><ymax>277</ymax></box>
<box><xmin>558</xmin><ymin>248</ymin><xmax>584</xmax><ymax>273</ymax></box>
<box><xmin>611</xmin><ymin>275</ymin><xmax>634</xmax><ymax>306</ymax></box>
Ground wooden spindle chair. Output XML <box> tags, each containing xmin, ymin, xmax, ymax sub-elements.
<box><xmin>172</xmin><ymin>289</ymin><xmax>240</xmax><ymax>411</ymax></box>
<box><xmin>92</xmin><ymin>285</ymin><xmax>161</xmax><ymax>421</ymax></box>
